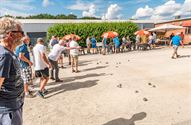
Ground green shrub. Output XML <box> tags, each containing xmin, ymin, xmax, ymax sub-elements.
<box><xmin>47</xmin><ymin>22</ymin><xmax>138</xmax><ymax>47</ymax></box>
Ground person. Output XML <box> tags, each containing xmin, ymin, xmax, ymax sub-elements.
<box><xmin>113</xmin><ymin>36</ymin><xmax>120</xmax><ymax>53</ymax></box>
<box><xmin>15</xmin><ymin>36</ymin><xmax>34</xmax><ymax>98</ymax></box>
<box><xmin>0</xmin><ymin>17</ymin><xmax>24</xmax><ymax>125</ymax></box>
<box><xmin>86</xmin><ymin>36</ymin><xmax>91</xmax><ymax>54</ymax></box>
<box><xmin>170</xmin><ymin>32</ymin><xmax>184</xmax><ymax>59</ymax></box>
<box><xmin>135</xmin><ymin>34</ymin><xmax>141</xmax><ymax>50</ymax></box>
<box><xmin>148</xmin><ymin>33</ymin><xmax>153</xmax><ymax>47</ymax></box>
<box><xmin>102</xmin><ymin>36</ymin><xmax>107</xmax><ymax>55</ymax></box>
<box><xmin>49</xmin><ymin>35</ymin><xmax>58</xmax><ymax>49</ymax></box>
<box><xmin>91</xmin><ymin>36</ymin><xmax>97</xmax><ymax>54</ymax></box>
<box><xmin>152</xmin><ymin>32</ymin><xmax>157</xmax><ymax>46</ymax></box>
<box><xmin>33</xmin><ymin>38</ymin><xmax>51</xmax><ymax>98</ymax></box>
<box><xmin>121</xmin><ymin>36</ymin><xmax>127</xmax><ymax>52</ymax></box>
<box><xmin>66</xmin><ymin>39</ymin><xmax>72</xmax><ymax>65</ymax></box>
<box><xmin>70</xmin><ymin>36</ymin><xmax>81</xmax><ymax>73</ymax></box>
<box><xmin>170</xmin><ymin>33</ymin><xmax>174</xmax><ymax>40</ymax></box>
<box><xmin>48</xmin><ymin>40</ymin><xmax>78</xmax><ymax>82</ymax></box>
<box><xmin>180</xmin><ymin>32</ymin><xmax>184</xmax><ymax>44</ymax></box>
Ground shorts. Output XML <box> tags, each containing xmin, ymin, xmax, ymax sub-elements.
<box><xmin>115</xmin><ymin>44</ymin><xmax>120</xmax><ymax>49</ymax></box>
<box><xmin>71</xmin><ymin>55</ymin><xmax>78</xmax><ymax>65</ymax></box>
<box><xmin>92</xmin><ymin>44</ymin><xmax>96</xmax><ymax>48</ymax></box>
<box><xmin>21</xmin><ymin>66</ymin><xmax>32</xmax><ymax>84</ymax></box>
<box><xmin>0</xmin><ymin>107</ymin><xmax>23</xmax><ymax>125</ymax></box>
<box><xmin>35</xmin><ymin>67</ymin><xmax>49</xmax><ymax>78</ymax></box>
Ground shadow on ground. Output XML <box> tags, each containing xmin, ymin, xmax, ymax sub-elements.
<box><xmin>178</xmin><ymin>55</ymin><xmax>191</xmax><ymax>58</ymax></box>
<box><xmin>45</xmin><ymin>79</ymin><xmax>99</xmax><ymax>99</ymax></box>
<box><xmin>47</xmin><ymin>73</ymin><xmax>106</xmax><ymax>86</ymax></box>
<box><xmin>83</xmin><ymin>66</ymin><xmax>108</xmax><ymax>72</ymax></box>
<box><xmin>103</xmin><ymin>112</ymin><xmax>147</xmax><ymax>125</ymax></box>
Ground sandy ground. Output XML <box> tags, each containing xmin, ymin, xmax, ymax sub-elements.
<box><xmin>24</xmin><ymin>46</ymin><xmax>191</xmax><ymax>125</ymax></box>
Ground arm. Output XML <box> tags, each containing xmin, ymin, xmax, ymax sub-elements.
<box><xmin>0</xmin><ymin>77</ymin><xmax>5</xmax><ymax>88</ymax></box>
<box><xmin>169</xmin><ymin>40</ymin><xmax>172</xmax><ymax>46</ymax></box>
<box><xmin>19</xmin><ymin>53</ymin><xmax>33</xmax><ymax>66</ymax></box>
<box><xmin>41</xmin><ymin>53</ymin><xmax>51</xmax><ymax>68</ymax></box>
<box><xmin>180</xmin><ymin>40</ymin><xmax>184</xmax><ymax>48</ymax></box>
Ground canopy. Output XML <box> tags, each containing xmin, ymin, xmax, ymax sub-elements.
<box><xmin>148</xmin><ymin>24</ymin><xmax>184</xmax><ymax>32</ymax></box>
<box><xmin>134</xmin><ymin>29</ymin><xmax>150</xmax><ymax>36</ymax></box>
<box><xmin>102</xmin><ymin>31</ymin><xmax>118</xmax><ymax>38</ymax></box>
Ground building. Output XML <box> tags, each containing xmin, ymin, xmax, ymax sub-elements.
<box><xmin>155</xmin><ymin>17</ymin><xmax>191</xmax><ymax>44</ymax></box>
<box><xmin>19</xmin><ymin>19</ymin><xmax>165</xmax><ymax>45</ymax></box>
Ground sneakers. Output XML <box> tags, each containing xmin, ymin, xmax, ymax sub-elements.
<box><xmin>25</xmin><ymin>93</ymin><xmax>35</xmax><ymax>98</ymax></box>
<box><xmin>42</xmin><ymin>89</ymin><xmax>49</xmax><ymax>95</ymax></box>
<box><xmin>171</xmin><ymin>56</ymin><xmax>176</xmax><ymax>59</ymax></box>
<box><xmin>37</xmin><ymin>90</ymin><xmax>45</xmax><ymax>99</ymax></box>
<box><xmin>55</xmin><ymin>79</ymin><xmax>63</xmax><ymax>82</ymax></box>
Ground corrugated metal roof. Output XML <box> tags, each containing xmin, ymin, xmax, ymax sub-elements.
<box><xmin>18</xmin><ymin>19</ymin><xmax>167</xmax><ymax>24</ymax></box>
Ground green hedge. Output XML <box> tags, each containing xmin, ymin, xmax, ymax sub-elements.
<box><xmin>47</xmin><ymin>22</ymin><xmax>138</xmax><ymax>46</ymax></box>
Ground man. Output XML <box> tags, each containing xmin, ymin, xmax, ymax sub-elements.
<box><xmin>15</xmin><ymin>36</ymin><xmax>34</xmax><ymax>98</ymax></box>
<box><xmin>86</xmin><ymin>36</ymin><xmax>91</xmax><ymax>54</ymax></box>
<box><xmin>70</xmin><ymin>36</ymin><xmax>81</xmax><ymax>73</ymax></box>
<box><xmin>91</xmin><ymin>36</ymin><xmax>97</xmax><ymax>54</ymax></box>
<box><xmin>33</xmin><ymin>38</ymin><xmax>51</xmax><ymax>98</ymax></box>
<box><xmin>0</xmin><ymin>17</ymin><xmax>24</xmax><ymax>125</ymax></box>
<box><xmin>113</xmin><ymin>36</ymin><xmax>120</xmax><ymax>53</ymax></box>
<box><xmin>49</xmin><ymin>35</ymin><xmax>58</xmax><ymax>49</ymax></box>
<box><xmin>48</xmin><ymin>40</ymin><xmax>66</xmax><ymax>82</ymax></box>
<box><xmin>102</xmin><ymin>36</ymin><xmax>107</xmax><ymax>55</ymax></box>
<box><xmin>180</xmin><ymin>32</ymin><xmax>184</xmax><ymax>44</ymax></box>
<box><xmin>170</xmin><ymin>32</ymin><xmax>184</xmax><ymax>59</ymax></box>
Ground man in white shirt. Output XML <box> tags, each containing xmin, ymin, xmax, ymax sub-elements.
<box><xmin>70</xmin><ymin>36</ymin><xmax>81</xmax><ymax>73</ymax></box>
<box><xmin>33</xmin><ymin>38</ymin><xmax>51</xmax><ymax>98</ymax></box>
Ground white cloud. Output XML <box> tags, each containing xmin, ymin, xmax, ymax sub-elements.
<box><xmin>154</xmin><ymin>0</ymin><xmax>181</xmax><ymax>16</ymax></box>
<box><xmin>102</xmin><ymin>4</ymin><xmax>121</xmax><ymax>20</ymax></box>
<box><xmin>67</xmin><ymin>0</ymin><xmax>92</xmax><ymax>11</ymax></box>
<box><xmin>42</xmin><ymin>0</ymin><xmax>53</xmax><ymax>7</ymax></box>
<box><xmin>132</xmin><ymin>5</ymin><xmax>153</xmax><ymax>19</ymax></box>
<box><xmin>132</xmin><ymin>0</ymin><xmax>191</xmax><ymax>20</ymax></box>
<box><xmin>0</xmin><ymin>0</ymin><xmax>34</xmax><ymax>17</ymax></box>
<box><xmin>177</xmin><ymin>0</ymin><xmax>191</xmax><ymax>16</ymax></box>
<box><xmin>82</xmin><ymin>5</ymin><xmax>96</xmax><ymax>17</ymax></box>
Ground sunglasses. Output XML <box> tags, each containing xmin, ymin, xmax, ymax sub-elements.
<box><xmin>11</xmin><ymin>31</ymin><xmax>24</xmax><ymax>35</ymax></box>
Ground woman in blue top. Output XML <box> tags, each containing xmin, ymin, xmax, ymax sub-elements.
<box><xmin>113</xmin><ymin>36</ymin><xmax>120</xmax><ymax>53</ymax></box>
<box><xmin>91</xmin><ymin>36</ymin><xmax>97</xmax><ymax>54</ymax></box>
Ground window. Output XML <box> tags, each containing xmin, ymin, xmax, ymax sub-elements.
<box><xmin>185</xmin><ymin>27</ymin><xmax>191</xmax><ymax>34</ymax></box>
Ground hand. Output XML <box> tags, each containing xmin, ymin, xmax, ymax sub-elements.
<box><xmin>77</xmin><ymin>46</ymin><xmax>81</xmax><ymax>49</ymax></box>
<box><xmin>182</xmin><ymin>46</ymin><xmax>184</xmax><ymax>48</ymax></box>
<box><xmin>28</xmin><ymin>61</ymin><xmax>33</xmax><ymax>66</ymax></box>
<box><xmin>48</xmin><ymin>64</ymin><xmax>52</xmax><ymax>69</ymax></box>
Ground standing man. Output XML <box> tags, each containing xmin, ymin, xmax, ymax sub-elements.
<box><xmin>86</xmin><ymin>36</ymin><xmax>91</xmax><ymax>54</ymax></box>
<box><xmin>170</xmin><ymin>32</ymin><xmax>184</xmax><ymax>59</ymax></box>
<box><xmin>33</xmin><ymin>38</ymin><xmax>51</xmax><ymax>98</ymax></box>
<box><xmin>15</xmin><ymin>36</ymin><xmax>34</xmax><ymax>98</ymax></box>
<box><xmin>70</xmin><ymin>36</ymin><xmax>81</xmax><ymax>73</ymax></box>
<box><xmin>0</xmin><ymin>17</ymin><xmax>24</xmax><ymax>125</ymax></box>
<box><xmin>91</xmin><ymin>36</ymin><xmax>97</xmax><ymax>54</ymax></box>
<box><xmin>180</xmin><ymin>32</ymin><xmax>184</xmax><ymax>44</ymax></box>
<box><xmin>113</xmin><ymin>36</ymin><xmax>120</xmax><ymax>53</ymax></box>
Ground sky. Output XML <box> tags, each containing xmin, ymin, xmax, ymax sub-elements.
<box><xmin>0</xmin><ymin>0</ymin><xmax>191</xmax><ymax>20</ymax></box>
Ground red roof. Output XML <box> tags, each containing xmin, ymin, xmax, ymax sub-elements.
<box><xmin>182</xmin><ymin>21</ymin><xmax>191</xmax><ymax>26</ymax></box>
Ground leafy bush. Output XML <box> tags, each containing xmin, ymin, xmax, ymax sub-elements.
<box><xmin>47</xmin><ymin>22</ymin><xmax>138</xmax><ymax>46</ymax></box>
